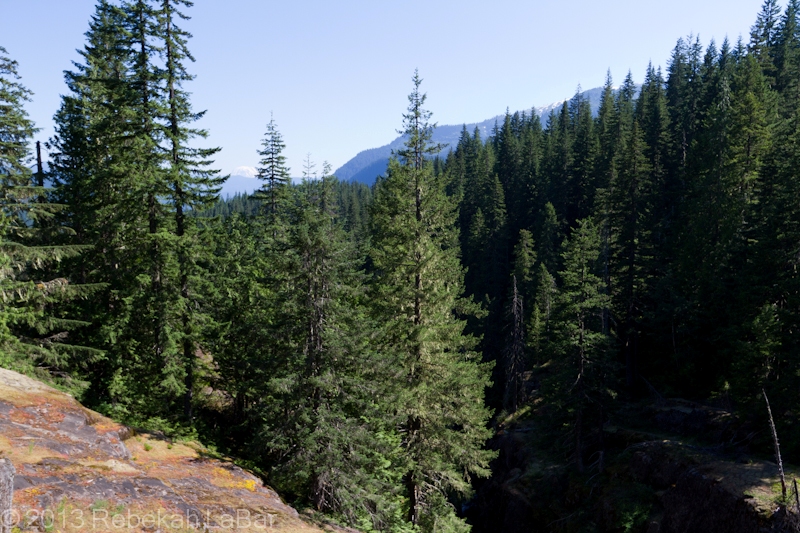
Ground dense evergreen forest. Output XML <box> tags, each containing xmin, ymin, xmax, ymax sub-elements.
<box><xmin>4</xmin><ymin>0</ymin><xmax>800</xmax><ymax>531</ymax></box>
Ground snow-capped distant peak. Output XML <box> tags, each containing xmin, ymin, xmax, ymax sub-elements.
<box><xmin>232</xmin><ymin>165</ymin><xmax>257</xmax><ymax>178</ymax></box>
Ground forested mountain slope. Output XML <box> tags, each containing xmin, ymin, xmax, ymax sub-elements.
<box><xmin>334</xmin><ymin>86</ymin><xmax>613</xmax><ymax>184</ymax></box>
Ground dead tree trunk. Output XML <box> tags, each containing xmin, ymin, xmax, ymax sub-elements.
<box><xmin>504</xmin><ymin>276</ymin><xmax>527</xmax><ymax>412</ymax></box>
<box><xmin>764</xmin><ymin>389</ymin><xmax>787</xmax><ymax>500</ymax></box>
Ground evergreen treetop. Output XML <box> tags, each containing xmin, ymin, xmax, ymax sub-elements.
<box><xmin>254</xmin><ymin>115</ymin><xmax>291</xmax><ymax>217</ymax></box>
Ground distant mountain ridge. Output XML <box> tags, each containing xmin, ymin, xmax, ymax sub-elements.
<box><xmin>334</xmin><ymin>85</ymin><xmax>612</xmax><ymax>185</ymax></box>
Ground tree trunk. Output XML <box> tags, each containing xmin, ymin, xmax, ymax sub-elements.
<box><xmin>405</xmin><ymin>415</ymin><xmax>421</xmax><ymax>524</ymax></box>
<box><xmin>575</xmin><ymin>407</ymin><xmax>584</xmax><ymax>473</ymax></box>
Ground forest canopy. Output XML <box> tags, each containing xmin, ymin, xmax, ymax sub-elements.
<box><xmin>3</xmin><ymin>0</ymin><xmax>800</xmax><ymax>531</ymax></box>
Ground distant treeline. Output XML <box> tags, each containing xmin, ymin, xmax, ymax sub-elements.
<box><xmin>199</xmin><ymin>182</ymin><xmax>372</xmax><ymax>236</ymax></box>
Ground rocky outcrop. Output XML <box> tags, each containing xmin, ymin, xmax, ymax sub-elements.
<box><xmin>628</xmin><ymin>441</ymin><xmax>792</xmax><ymax>533</ymax></box>
<box><xmin>0</xmin><ymin>458</ymin><xmax>13</xmax><ymax>533</ymax></box>
<box><xmin>0</xmin><ymin>367</ymin><xmax>328</xmax><ymax>532</ymax></box>
<box><xmin>469</xmin><ymin>401</ymin><xmax>800</xmax><ymax>533</ymax></box>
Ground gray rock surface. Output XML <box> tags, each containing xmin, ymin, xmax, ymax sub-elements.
<box><xmin>0</xmin><ymin>458</ymin><xmax>14</xmax><ymax>533</ymax></box>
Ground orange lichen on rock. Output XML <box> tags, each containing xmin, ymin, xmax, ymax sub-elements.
<box><xmin>0</xmin><ymin>367</ymin><xmax>330</xmax><ymax>532</ymax></box>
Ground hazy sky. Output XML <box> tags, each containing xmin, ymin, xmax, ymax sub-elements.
<box><xmin>1</xmin><ymin>1</ymin><xmax>770</xmax><ymax>179</ymax></box>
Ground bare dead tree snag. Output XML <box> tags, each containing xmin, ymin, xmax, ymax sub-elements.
<box><xmin>764</xmin><ymin>388</ymin><xmax>787</xmax><ymax>500</ymax></box>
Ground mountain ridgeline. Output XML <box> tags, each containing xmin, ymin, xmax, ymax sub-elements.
<box><xmin>334</xmin><ymin>86</ymin><xmax>615</xmax><ymax>184</ymax></box>
<box><xmin>3</xmin><ymin>0</ymin><xmax>800</xmax><ymax>532</ymax></box>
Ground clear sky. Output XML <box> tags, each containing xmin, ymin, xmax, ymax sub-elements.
<box><xmin>0</xmin><ymin>0</ymin><xmax>771</xmax><ymax>180</ymax></box>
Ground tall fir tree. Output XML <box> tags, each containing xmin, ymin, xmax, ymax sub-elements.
<box><xmin>49</xmin><ymin>0</ymin><xmax>148</xmax><ymax>409</ymax></box>
<box><xmin>609</xmin><ymin>120</ymin><xmax>652</xmax><ymax>388</ymax></box>
<box><xmin>567</xmin><ymin>88</ymin><xmax>598</xmax><ymax>225</ymax></box>
<box><xmin>547</xmin><ymin>218</ymin><xmax>612</xmax><ymax>473</ymax></box>
<box><xmin>369</xmin><ymin>71</ymin><xmax>495</xmax><ymax>532</ymax></box>
<box><xmin>0</xmin><ymin>45</ymin><xmax>100</xmax><ymax>375</ymax></box>
<box><xmin>240</xmin><ymin>170</ymin><xmax>406</xmax><ymax>530</ymax></box>
<box><xmin>159</xmin><ymin>0</ymin><xmax>225</xmax><ymax>420</ymax></box>
<box><xmin>49</xmin><ymin>0</ymin><xmax>222</xmax><ymax>422</ymax></box>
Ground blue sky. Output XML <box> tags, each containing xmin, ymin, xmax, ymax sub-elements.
<box><xmin>1</xmin><ymin>0</ymin><xmax>770</xmax><ymax>184</ymax></box>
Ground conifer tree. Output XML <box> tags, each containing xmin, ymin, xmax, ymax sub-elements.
<box><xmin>49</xmin><ymin>0</ymin><xmax>151</xmax><ymax>409</ymax></box>
<box><xmin>568</xmin><ymin>89</ymin><xmax>598</xmax><ymax>224</ymax></box>
<box><xmin>251</xmin><ymin>171</ymin><xmax>405</xmax><ymax>529</ymax></box>
<box><xmin>0</xmin><ymin>45</ymin><xmax>100</xmax><ymax>373</ymax></box>
<box><xmin>112</xmin><ymin>0</ymin><xmax>185</xmax><ymax>418</ymax></box>
<box><xmin>610</xmin><ymin>120</ymin><xmax>652</xmax><ymax>387</ymax></box>
<box><xmin>443</xmin><ymin>126</ymin><xmax>470</xmax><ymax>204</ymax></box>
<box><xmin>529</xmin><ymin>262</ymin><xmax>557</xmax><ymax>365</ymax></box>
<box><xmin>545</xmin><ymin>102</ymin><xmax>573</xmax><ymax>218</ymax></box>
<box><xmin>750</xmin><ymin>0</ymin><xmax>782</xmax><ymax>83</ymax></box>
<box><xmin>206</xmin><ymin>211</ymin><xmax>272</xmax><ymax>427</ymax></box>
<box><xmin>254</xmin><ymin>115</ymin><xmax>291</xmax><ymax>218</ymax></box>
<box><xmin>666</xmin><ymin>37</ymin><xmax>704</xmax><ymax>181</ymax></box>
<box><xmin>512</xmin><ymin>229</ymin><xmax>550</xmax><ymax>365</ymax></box>
<box><xmin>494</xmin><ymin>112</ymin><xmax>525</xmax><ymax>234</ymax></box>
<box><xmin>593</xmin><ymin>73</ymin><xmax>619</xmax><ymax>339</ymax></box>
<box><xmin>48</xmin><ymin>0</ymin><xmax>222</xmax><ymax>421</ymax></box>
<box><xmin>50</xmin><ymin>0</ymin><xmax>132</xmax><ymax>262</ymax></box>
<box><xmin>518</xmin><ymin>112</ymin><xmax>543</xmax><ymax>231</ymax></box>
<box><xmin>512</xmin><ymin>229</ymin><xmax>537</xmax><ymax>307</ymax></box>
<box><xmin>461</xmin><ymin>134</ymin><xmax>499</xmax><ymax>301</ymax></box>
<box><xmin>481</xmin><ymin>175</ymin><xmax>508</xmax><ymax>301</ymax></box>
<box><xmin>157</xmin><ymin>0</ymin><xmax>225</xmax><ymax>420</ymax></box>
<box><xmin>594</xmin><ymin>72</ymin><xmax>619</xmax><ymax>195</ymax></box>
<box><xmin>773</xmin><ymin>0</ymin><xmax>800</xmax><ymax>94</ymax></box>
<box><xmin>636</xmin><ymin>64</ymin><xmax>671</xmax><ymax>239</ymax></box>
<box><xmin>369</xmin><ymin>71</ymin><xmax>494</xmax><ymax>531</ymax></box>
<box><xmin>548</xmin><ymin>218</ymin><xmax>612</xmax><ymax>472</ymax></box>
<box><xmin>748</xmin><ymin>0</ymin><xmax>800</xmax><ymax>413</ymax></box>
<box><xmin>537</xmin><ymin>201</ymin><xmax>561</xmax><ymax>274</ymax></box>
<box><xmin>730</xmin><ymin>46</ymin><xmax>775</xmax><ymax>333</ymax></box>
